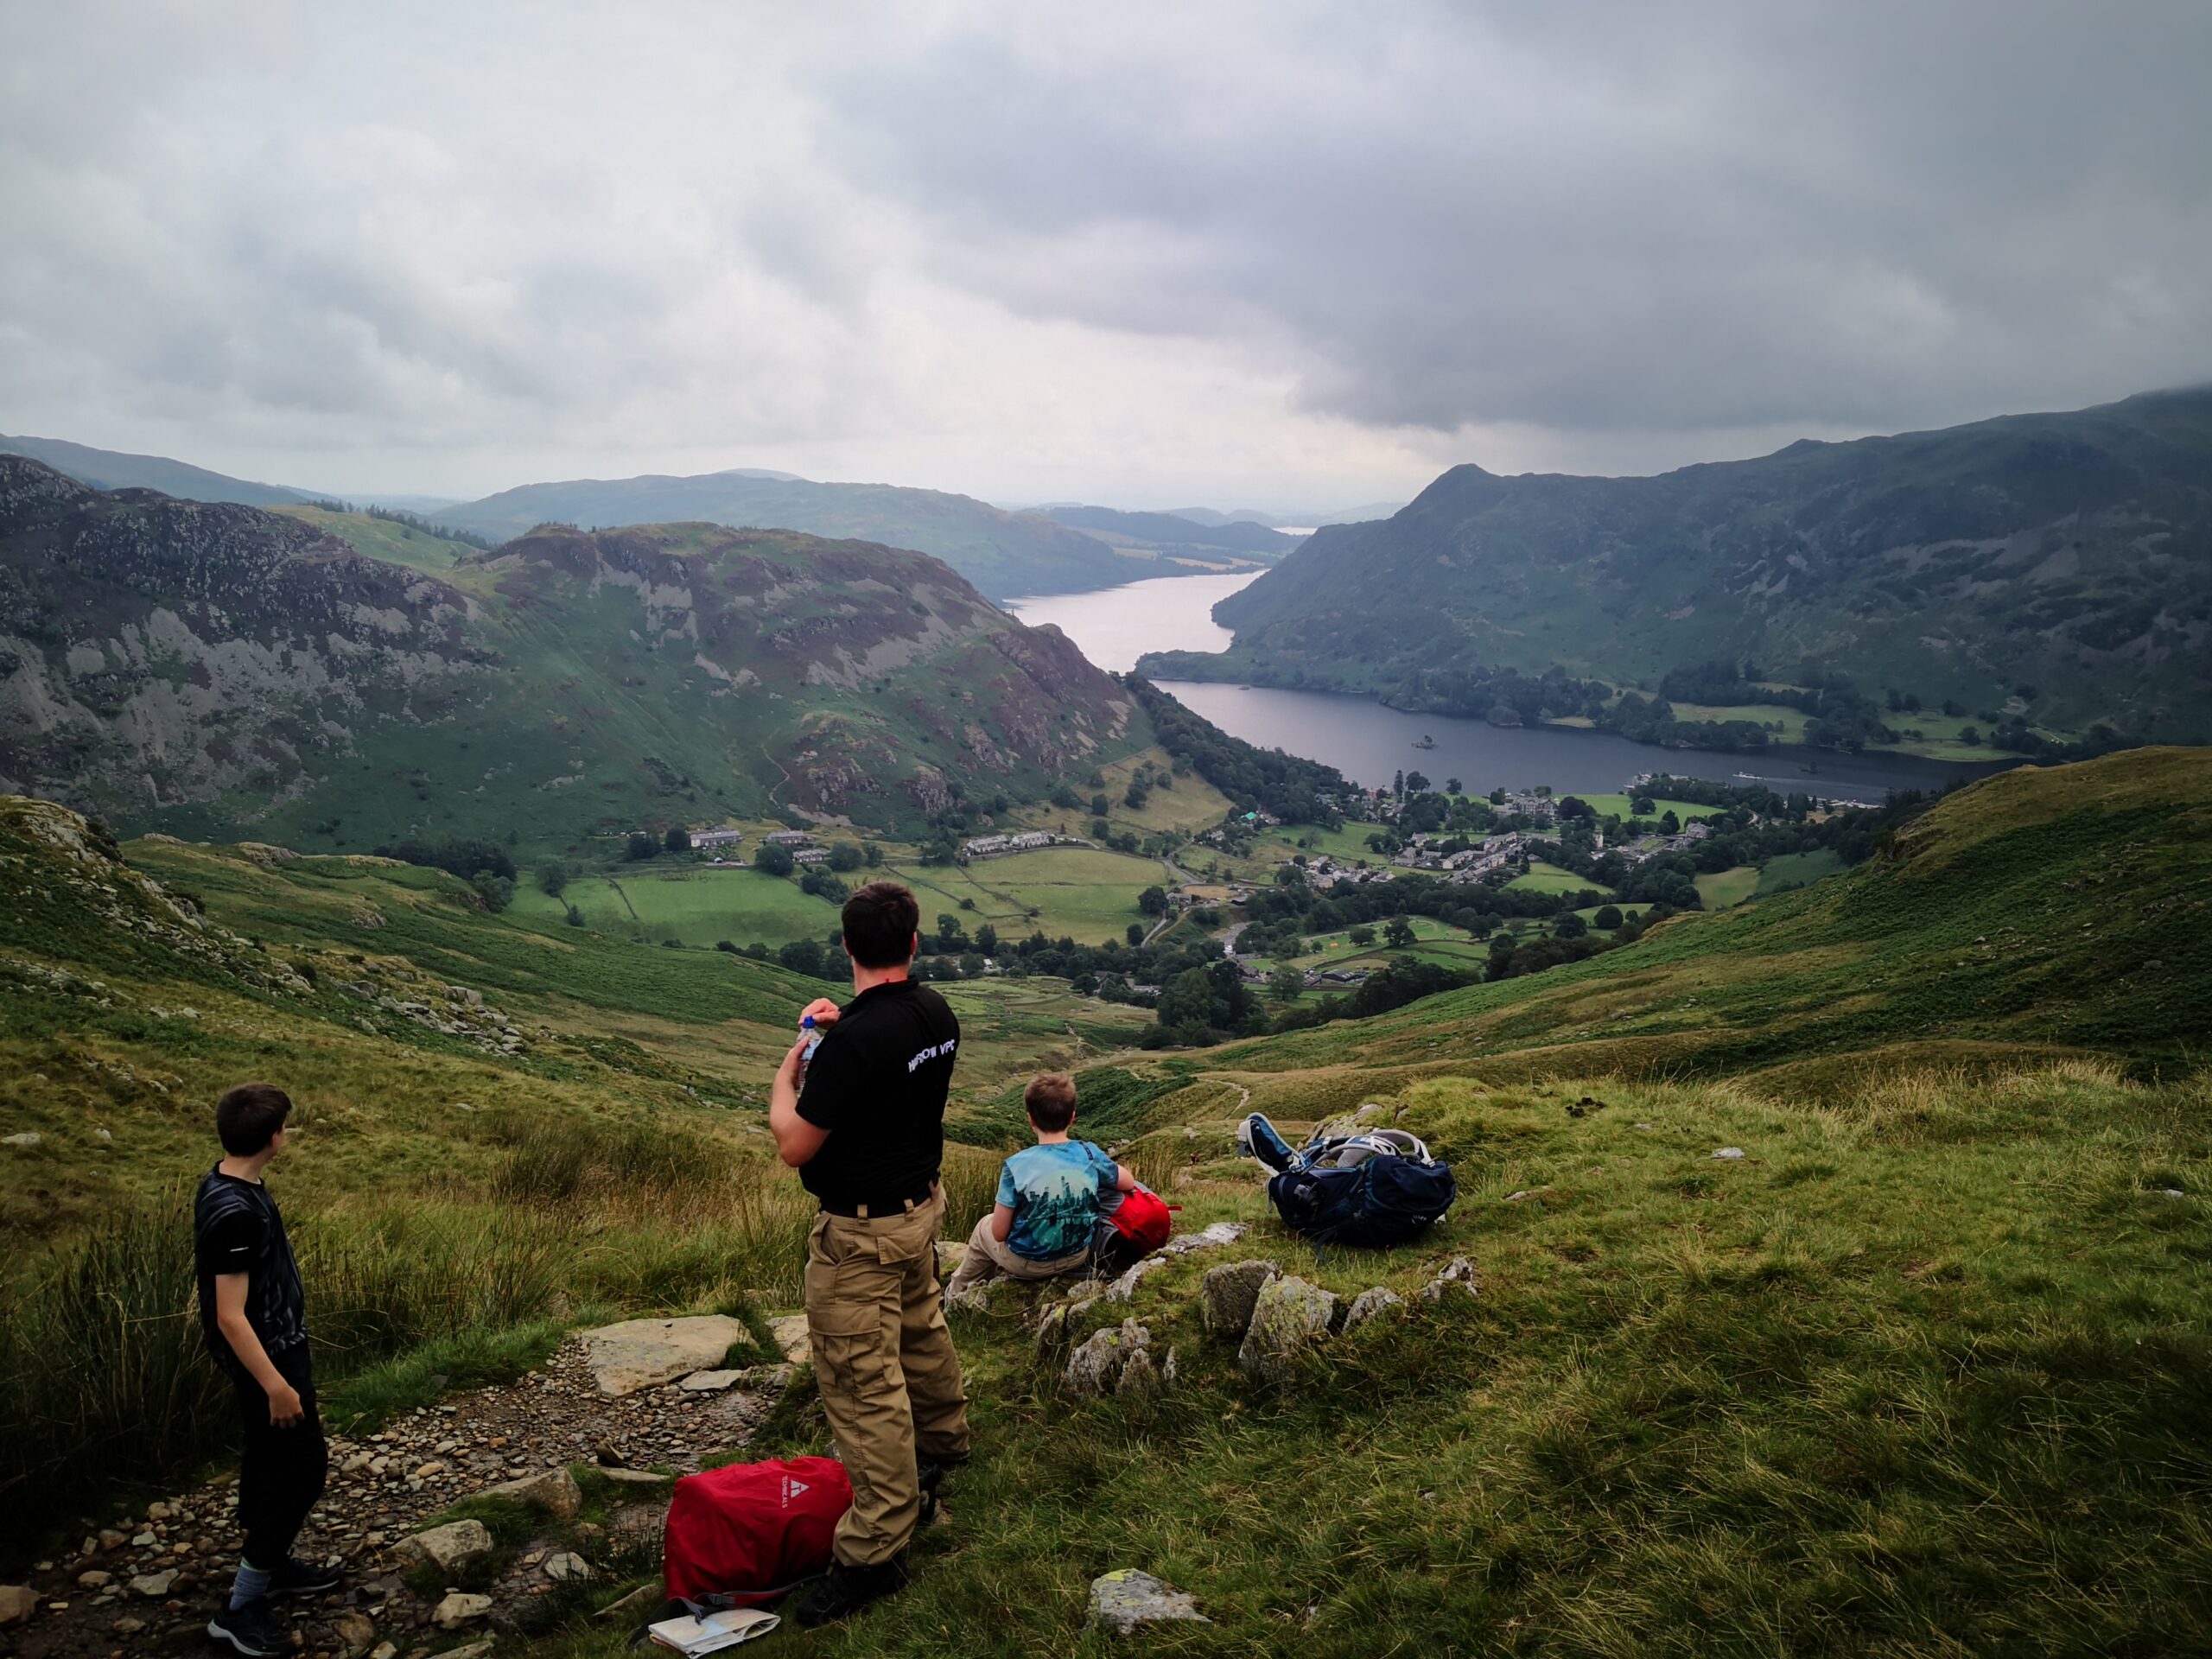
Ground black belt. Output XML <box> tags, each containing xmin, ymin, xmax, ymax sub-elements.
<box><xmin>817</xmin><ymin>1181</ymin><xmax>938</xmax><ymax>1220</ymax></box>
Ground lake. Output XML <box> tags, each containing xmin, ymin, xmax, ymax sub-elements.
<box><xmin>1007</xmin><ymin>574</ymin><xmax>2010</xmax><ymax>804</ymax></box>
<box><xmin>1003</xmin><ymin>569</ymin><xmax>1260</xmax><ymax>672</ymax></box>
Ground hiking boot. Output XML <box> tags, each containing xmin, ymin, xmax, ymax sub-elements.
<box><xmin>917</xmin><ymin>1453</ymin><xmax>967</xmax><ymax>1492</ymax></box>
<box><xmin>207</xmin><ymin>1599</ymin><xmax>296</xmax><ymax>1657</ymax></box>
<box><xmin>267</xmin><ymin>1556</ymin><xmax>344</xmax><ymax>1599</ymax></box>
<box><xmin>793</xmin><ymin>1555</ymin><xmax>908</xmax><ymax>1624</ymax></box>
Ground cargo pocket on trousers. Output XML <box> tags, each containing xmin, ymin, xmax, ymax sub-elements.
<box><xmin>811</xmin><ymin>1303</ymin><xmax>888</xmax><ymax>1398</ymax></box>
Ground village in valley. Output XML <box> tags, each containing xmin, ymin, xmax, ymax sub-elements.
<box><xmin>598</xmin><ymin>762</ymin><xmax>1825</xmax><ymax>1014</ymax></box>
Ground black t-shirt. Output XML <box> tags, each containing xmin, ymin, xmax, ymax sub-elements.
<box><xmin>194</xmin><ymin>1166</ymin><xmax>308</xmax><ymax>1378</ymax></box>
<box><xmin>796</xmin><ymin>978</ymin><xmax>960</xmax><ymax>1207</ymax></box>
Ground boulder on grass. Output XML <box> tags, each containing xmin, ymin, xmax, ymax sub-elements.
<box><xmin>1344</xmin><ymin>1286</ymin><xmax>1403</xmax><ymax>1327</ymax></box>
<box><xmin>1199</xmin><ymin>1260</ymin><xmax>1280</xmax><ymax>1338</ymax></box>
<box><xmin>1419</xmin><ymin>1257</ymin><xmax>1478</xmax><ymax>1303</ymax></box>
<box><xmin>1065</xmin><ymin>1319</ymin><xmax>1153</xmax><ymax>1397</ymax></box>
<box><xmin>1089</xmin><ymin>1569</ymin><xmax>1207</xmax><ymax>1634</ymax></box>
<box><xmin>1237</xmin><ymin>1275</ymin><xmax>1338</xmax><ymax>1382</ymax></box>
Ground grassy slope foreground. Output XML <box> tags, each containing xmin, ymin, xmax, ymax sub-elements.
<box><xmin>0</xmin><ymin>787</ymin><xmax>1162</xmax><ymax>1562</ymax></box>
<box><xmin>3</xmin><ymin>753</ymin><xmax>2209</xmax><ymax>1654</ymax></box>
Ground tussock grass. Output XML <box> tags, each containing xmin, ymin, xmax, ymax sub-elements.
<box><xmin>0</xmin><ymin>1194</ymin><xmax>567</xmax><ymax>1556</ymax></box>
<box><xmin>786</xmin><ymin>1061</ymin><xmax>2212</xmax><ymax>1656</ymax></box>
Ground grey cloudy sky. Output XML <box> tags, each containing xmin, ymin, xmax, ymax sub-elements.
<box><xmin>3</xmin><ymin>1</ymin><xmax>2208</xmax><ymax>508</ymax></box>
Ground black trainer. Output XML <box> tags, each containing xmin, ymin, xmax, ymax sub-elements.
<box><xmin>793</xmin><ymin>1555</ymin><xmax>908</xmax><ymax>1624</ymax></box>
<box><xmin>207</xmin><ymin>1599</ymin><xmax>296</xmax><ymax>1657</ymax></box>
<box><xmin>917</xmin><ymin>1454</ymin><xmax>966</xmax><ymax>1491</ymax></box>
<box><xmin>267</xmin><ymin>1556</ymin><xmax>344</xmax><ymax>1599</ymax></box>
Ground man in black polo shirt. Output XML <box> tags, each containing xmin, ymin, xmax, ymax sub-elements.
<box><xmin>769</xmin><ymin>880</ymin><xmax>970</xmax><ymax>1622</ymax></box>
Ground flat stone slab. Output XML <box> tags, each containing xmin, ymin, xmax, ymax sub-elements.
<box><xmin>582</xmin><ymin>1315</ymin><xmax>751</xmax><ymax>1395</ymax></box>
<box><xmin>1089</xmin><ymin>1568</ymin><xmax>1207</xmax><ymax>1633</ymax></box>
<box><xmin>681</xmin><ymin>1369</ymin><xmax>741</xmax><ymax>1393</ymax></box>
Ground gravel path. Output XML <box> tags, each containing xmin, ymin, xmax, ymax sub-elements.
<box><xmin>6</xmin><ymin>1337</ymin><xmax>785</xmax><ymax>1659</ymax></box>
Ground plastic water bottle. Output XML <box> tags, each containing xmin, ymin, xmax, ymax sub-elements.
<box><xmin>797</xmin><ymin>1014</ymin><xmax>823</xmax><ymax>1087</ymax></box>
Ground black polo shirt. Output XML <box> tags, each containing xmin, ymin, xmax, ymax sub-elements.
<box><xmin>796</xmin><ymin>977</ymin><xmax>960</xmax><ymax>1209</ymax></box>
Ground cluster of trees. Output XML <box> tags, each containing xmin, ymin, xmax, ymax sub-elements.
<box><xmin>1381</xmin><ymin>658</ymin><xmax>1917</xmax><ymax>753</ymax></box>
<box><xmin>1656</xmin><ymin>662</ymin><xmax>1898</xmax><ymax>750</ymax></box>
<box><xmin>1527</xmin><ymin>777</ymin><xmax>1936</xmax><ymax>908</ymax></box>
<box><xmin>374</xmin><ymin>836</ymin><xmax>518</xmax><ymax>911</ymax></box>
<box><xmin>1122</xmin><ymin>675</ymin><xmax>1351</xmax><ymax>823</ymax></box>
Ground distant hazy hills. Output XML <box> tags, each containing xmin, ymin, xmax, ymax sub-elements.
<box><xmin>431</xmin><ymin>468</ymin><xmax>1136</xmax><ymax>600</ymax></box>
<box><xmin>1</xmin><ymin>440</ymin><xmax>1267</xmax><ymax>601</ymax></box>
<box><xmin>1145</xmin><ymin>388</ymin><xmax>2212</xmax><ymax>741</ymax></box>
<box><xmin>0</xmin><ymin>433</ymin><xmax>324</xmax><ymax>508</ymax></box>
<box><xmin>0</xmin><ymin>455</ymin><xmax>1141</xmax><ymax>844</ymax></box>
<box><xmin>1041</xmin><ymin>504</ymin><xmax>1295</xmax><ymax>558</ymax></box>
<box><xmin>1160</xmin><ymin>502</ymin><xmax>1406</xmax><ymax>530</ymax></box>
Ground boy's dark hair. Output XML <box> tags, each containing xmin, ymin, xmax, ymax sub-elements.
<box><xmin>1025</xmin><ymin>1072</ymin><xmax>1077</xmax><ymax>1133</ymax></box>
<box><xmin>841</xmin><ymin>880</ymin><xmax>921</xmax><ymax>969</ymax></box>
<box><xmin>216</xmin><ymin>1083</ymin><xmax>293</xmax><ymax>1156</ymax></box>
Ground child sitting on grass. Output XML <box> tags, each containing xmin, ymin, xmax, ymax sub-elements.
<box><xmin>195</xmin><ymin>1084</ymin><xmax>342</xmax><ymax>1657</ymax></box>
<box><xmin>945</xmin><ymin>1072</ymin><xmax>1135</xmax><ymax>1297</ymax></box>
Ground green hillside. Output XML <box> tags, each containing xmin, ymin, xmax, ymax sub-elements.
<box><xmin>0</xmin><ymin>457</ymin><xmax>1147</xmax><ymax>849</ymax></box>
<box><xmin>274</xmin><ymin>503</ymin><xmax>481</xmax><ymax>572</ymax></box>
<box><xmin>436</xmin><ymin>469</ymin><xmax>1148</xmax><ymax>600</ymax></box>
<box><xmin>1143</xmin><ymin>387</ymin><xmax>2212</xmax><ymax>747</ymax></box>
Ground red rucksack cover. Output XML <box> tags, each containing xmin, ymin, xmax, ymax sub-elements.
<box><xmin>1109</xmin><ymin>1185</ymin><xmax>1173</xmax><ymax>1251</ymax></box>
<box><xmin>664</xmin><ymin>1456</ymin><xmax>852</xmax><ymax>1604</ymax></box>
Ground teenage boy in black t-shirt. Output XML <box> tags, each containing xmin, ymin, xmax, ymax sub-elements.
<box><xmin>194</xmin><ymin>1084</ymin><xmax>340</xmax><ymax>1657</ymax></box>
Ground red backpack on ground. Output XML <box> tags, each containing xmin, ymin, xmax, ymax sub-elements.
<box><xmin>1110</xmin><ymin>1185</ymin><xmax>1173</xmax><ymax>1253</ymax></box>
<box><xmin>663</xmin><ymin>1456</ymin><xmax>852</xmax><ymax>1605</ymax></box>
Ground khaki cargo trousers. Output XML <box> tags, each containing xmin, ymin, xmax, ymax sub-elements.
<box><xmin>804</xmin><ymin>1186</ymin><xmax>970</xmax><ymax>1567</ymax></box>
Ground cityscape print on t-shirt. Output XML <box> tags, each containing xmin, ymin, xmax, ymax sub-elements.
<box><xmin>1000</xmin><ymin>1142</ymin><xmax>1116</xmax><ymax>1260</ymax></box>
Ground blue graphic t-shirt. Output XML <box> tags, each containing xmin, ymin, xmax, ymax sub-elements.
<box><xmin>996</xmin><ymin>1140</ymin><xmax>1120</xmax><ymax>1261</ymax></box>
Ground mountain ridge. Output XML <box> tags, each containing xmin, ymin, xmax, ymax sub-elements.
<box><xmin>1142</xmin><ymin>387</ymin><xmax>2212</xmax><ymax>744</ymax></box>
<box><xmin>434</xmin><ymin>468</ymin><xmax>1145</xmax><ymax>600</ymax></box>
<box><xmin>0</xmin><ymin>432</ymin><xmax>325</xmax><ymax>508</ymax></box>
<box><xmin>0</xmin><ymin>455</ymin><xmax>1142</xmax><ymax>845</ymax></box>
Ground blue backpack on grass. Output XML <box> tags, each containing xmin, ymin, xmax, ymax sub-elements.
<box><xmin>1239</xmin><ymin>1113</ymin><xmax>1456</xmax><ymax>1247</ymax></box>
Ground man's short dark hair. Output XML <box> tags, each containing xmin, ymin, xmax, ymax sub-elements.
<box><xmin>841</xmin><ymin>880</ymin><xmax>920</xmax><ymax>969</ymax></box>
<box><xmin>1025</xmin><ymin>1073</ymin><xmax>1077</xmax><ymax>1133</ymax></box>
<box><xmin>217</xmin><ymin>1083</ymin><xmax>293</xmax><ymax>1156</ymax></box>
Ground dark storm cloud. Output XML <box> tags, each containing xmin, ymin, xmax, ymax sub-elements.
<box><xmin>0</xmin><ymin>2</ymin><xmax>2206</xmax><ymax>499</ymax></box>
<box><xmin>818</xmin><ymin>2</ymin><xmax>2212</xmax><ymax>436</ymax></box>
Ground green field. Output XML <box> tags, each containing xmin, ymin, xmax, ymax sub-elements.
<box><xmin>891</xmin><ymin>846</ymin><xmax>1168</xmax><ymax>944</ymax></box>
<box><xmin>1576</xmin><ymin>792</ymin><xmax>1726</xmax><ymax>822</ymax></box>
<box><xmin>1664</xmin><ymin>700</ymin><xmax>1813</xmax><ymax>741</ymax></box>
<box><xmin>1755</xmin><ymin>848</ymin><xmax>1846</xmax><ymax>896</ymax></box>
<box><xmin>1509</xmin><ymin>859</ymin><xmax>1611</xmax><ymax>897</ymax></box>
<box><xmin>509</xmin><ymin>867</ymin><xmax>844</xmax><ymax>947</ymax></box>
<box><xmin>1694</xmin><ymin>864</ymin><xmax>1761</xmax><ymax>908</ymax></box>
